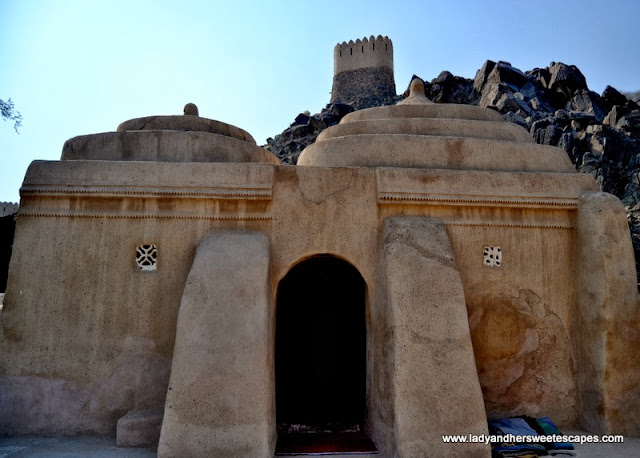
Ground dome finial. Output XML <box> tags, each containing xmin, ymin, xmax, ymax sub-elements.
<box><xmin>184</xmin><ymin>103</ymin><xmax>199</xmax><ymax>116</ymax></box>
<box><xmin>397</xmin><ymin>78</ymin><xmax>434</xmax><ymax>105</ymax></box>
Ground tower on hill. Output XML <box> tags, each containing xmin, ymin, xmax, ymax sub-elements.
<box><xmin>331</xmin><ymin>35</ymin><xmax>397</xmax><ymax>108</ymax></box>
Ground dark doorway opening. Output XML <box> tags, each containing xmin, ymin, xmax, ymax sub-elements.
<box><xmin>275</xmin><ymin>255</ymin><xmax>374</xmax><ymax>454</ymax></box>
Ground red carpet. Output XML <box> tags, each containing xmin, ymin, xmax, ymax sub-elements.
<box><xmin>275</xmin><ymin>431</ymin><xmax>378</xmax><ymax>455</ymax></box>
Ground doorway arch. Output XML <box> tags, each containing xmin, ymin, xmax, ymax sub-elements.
<box><xmin>275</xmin><ymin>255</ymin><xmax>366</xmax><ymax>432</ymax></box>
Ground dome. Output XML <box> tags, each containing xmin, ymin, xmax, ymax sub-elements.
<box><xmin>61</xmin><ymin>103</ymin><xmax>280</xmax><ymax>164</ymax></box>
<box><xmin>298</xmin><ymin>79</ymin><xmax>574</xmax><ymax>173</ymax></box>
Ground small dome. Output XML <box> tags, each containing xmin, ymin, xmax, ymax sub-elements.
<box><xmin>117</xmin><ymin>105</ymin><xmax>255</xmax><ymax>144</ymax></box>
<box><xmin>62</xmin><ymin>105</ymin><xmax>280</xmax><ymax>164</ymax></box>
<box><xmin>298</xmin><ymin>78</ymin><xmax>574</xmax><ymax>173</ymax></box>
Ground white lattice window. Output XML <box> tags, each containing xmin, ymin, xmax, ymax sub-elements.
<box><xmin>483</xmin><ymin>246</ymin><xmax>502</xmax><ymax>267</ymax></box>
<box><xmin>136</xmin><ymin>245</ymin><xmax>157</xmax><ymax>271</ymax></box>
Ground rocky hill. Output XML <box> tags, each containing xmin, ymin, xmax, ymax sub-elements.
<box><xmin>265</xmin><ymin>61</ymin><xmax>640</xmax><ymax>282</ymax></box>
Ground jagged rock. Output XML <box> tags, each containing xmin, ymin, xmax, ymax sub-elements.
<box><xmin>473</xmin><ymin>60</ymin><xmax>496</xmax><ymax>92</ymax></box>
<box><xmin>531</xmin><ymin>119</ymin><xmax>564</xmax><ymax>145</ymax></box>
<box><xmin>326</xmin><ymin>103</ymin><xmax>354</xmax><ymax>121</ymax></box>
<box><xmin>289</xmin><ymin>124</ymin><xmax>311</xmax><ymax>139</ymax></box>
<box><xmin>265</xmin><ymin>102</ymin><xmax>358</xmax><ymax>164</ymax></box>
<box><xmin>519</xmin><ymin>79</ymin><xmax>545</xmax><ymax>101</ymax></box>
<box><xmin>617</xmin><ymin>111</ymin><xmax>640</xmax><ymax>134</ymax></box>
<box><xmin>548</xmin><ymin>62</ymin><xmax>588</xmax><ymax>97</ymax></box>
<box><xmin>604</xmin><ymin>105</ymin><xmax>628</xmax><ymax>126</ymax></box>
<box><xmin>527</xmin><ymin>67</ymin><xmax>552</xmax><ymax>89</ymax></box>
<box><xmin>528</xmin><ymin>96</ymin><xmax>554</xmax><ymax>114</ymax></box>
<box><xmin>567</xmin><ymin>90</ymin><xmax>607</xmax><ymax>122</ymax></box>
<box><xmin>569</xmin><ymin>112</ymin><xmax>598</xmax><ymax>131</ymax></box>
<box><xmin>495</xmin><ymin>91</ymin><xmax>532</xmax><ymax>117</ymax></box>
<box><xmin>476</xmin><ymin>61</ymin><xmax>532</xmax><ymax>112</ymax></box>
<box><xmin>486</xmin><ymin>61</ymin><xmax>527</xmax><ymax>91</ymax></box>
<box><xmin>293</xmin><ymin>113</ymin><xmax>311</xmax><ymax>126</ymax></box>
<box><xmin>503</xmin><ymin>111</ymin><xmax>529</xmax><ymax>129</ymax></box>
<box><xmin>479</xmin><ymin>82</ymin><xmax>510</xmax><ymax>108</ymax></box>
<box><xmin>429</xmin><ymin>71</ymin><xmax>476</xmax><ymax>104</ymax></box>
<box><xmin>602</xmin><ymin>85</ymin><xmax>630</xmax><ymax>112</ymax></box>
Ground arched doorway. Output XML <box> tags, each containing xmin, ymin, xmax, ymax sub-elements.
<box><xmin>275</xmin><ymin>255</ymin><xmax>367</xmax><ymax>438</ymax></box>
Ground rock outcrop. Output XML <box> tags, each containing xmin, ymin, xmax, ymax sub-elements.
<box><xmin>265</xmin><ymin>103</ymin><xmax>356</xmax><ymax>165</ymax></box>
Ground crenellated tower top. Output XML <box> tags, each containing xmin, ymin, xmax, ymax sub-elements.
<box><xmin>334</xmin><ymin>35</ymin><xmax>394</xmax><ymax>75</ymax></box>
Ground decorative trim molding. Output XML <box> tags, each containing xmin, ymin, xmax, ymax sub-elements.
<box><xmin>20</xmin><ymin>185</ymin><xmax>273</xmax><ymax>200</ymax></box>
<box><xmin>378</xmin><ymin>192</ymin><xmax>578</xmax><ymax>208</ymax></box>
<box><xmin>19</xmin><ymin>212</ymin><xmax>272</xmax><ymax>221</ymax></box>
<box><xmin>445</xmin><ymin>221</ymin><xmax>574</xmax><ymax>230</ymax></box>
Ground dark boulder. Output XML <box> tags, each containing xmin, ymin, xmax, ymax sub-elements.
<box><xmin>328</xmin><ymin>103</ymin><xmax>355</xmax><ymax>120</ymax></box>
<box><xmin>602</xmin><ymin>85</ymin><xmax>630</xmax><ymax>112</ymax></box>
<box><xmin>617</xmin><ymin>111</ymin><xmax>640</xmax><ymax>134</ymax></box>
<box><xmin>604</xmin><ymin>105</ymin><xmax>631</xmax><ymax>127</ymax></box>
<box><xmin>429</xmin><ymin>71</ymin><xmax>476</xmax><ymax>104</ymax></box>
<box><xmin>293</xmin><ymin>113</ymin><xmax>311</xmax><ymax>126</ymax></box>
<box><xmin>485</xmin><ymin>61</ymin><xmax>528</xmax><ymax>91</ymax></box>
<box><xmin>548</xmin><ymin>62</ymin><xmax>588</xmax><ymax>97</ymax></box>
<box><xmin>566</xmin><ymin>90</ymin><xmax>607</xmax><ymax>122</ymax></box>
<box><xmin>526</xmin><ymin>67</ymin><xmax>552</xmax><ymax>89</ymax></box>
<box><xmin>473</xmin><ymin>60</ymin><xmax>497</xmax><ymax>93</ymax></box>
<box><xmin>528</xmin><ymin>96</ymin><xmax>555</xmax><ymax>115</ymax></box>
<box><xmin>265</xmin><ymin>102</ymin><xmax>358</xmax><ymax>165</ymax></box>
<box><xmin>519</xmin><ymin>79</ymin><xmax>546</xmax><ymax>101</ymax></box>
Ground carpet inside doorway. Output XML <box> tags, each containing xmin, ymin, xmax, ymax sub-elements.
<box><xmin>275</xmin><ymin>431</ymin><xmax>378</xmax><ymax>455</ymax></box>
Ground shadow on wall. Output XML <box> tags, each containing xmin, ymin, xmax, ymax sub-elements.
<box><xmin>1</xmin><ymin>212</ymin><xmax>17</xmax><ymax>293</ymax></box>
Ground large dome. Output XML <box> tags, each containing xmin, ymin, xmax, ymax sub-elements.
<box><xmin>298</xmin><ymin>79</ymin><xmax>574</xmax><ymax>173</ymax></box>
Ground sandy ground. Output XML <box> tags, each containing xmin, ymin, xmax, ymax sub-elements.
<box><xmin>1</xmin><ymin>434</ymin><xmax>640</xmax><ymax>457</ymax></box>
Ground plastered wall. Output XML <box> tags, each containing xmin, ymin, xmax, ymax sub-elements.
<box><xmin>334</xmin><ymin>36</ymin><xmax>393</xmax><ymax>75</ymax></box>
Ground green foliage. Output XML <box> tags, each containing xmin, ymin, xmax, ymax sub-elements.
<box><xmin>0</xmin><ymin>98</ymin><xmax>22</xmax><ymax>133</ymax></box>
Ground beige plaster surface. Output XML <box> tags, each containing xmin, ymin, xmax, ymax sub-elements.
<box><xmin>269</xmin><ymin>165</ymin><xmax>378</xmax><ymax>288</ymax></box>
<box><xmin>396</xmin><ymin>79</ymin><xmax>433</xmax><ymax>105</ymax></box>
<box><xmin>116</xmin><ymin>408</ymin><xmax>164</xmax><ymax>448</ymax></box>
<box><xmin>574</xmin><ymin>192</ymin><xmax>640</xmax><ymax>435</ymax></box>
<box><xmin>0</xmin><ymin>162</ymin><xmax>275</xmax><ymax>436</ymax></box>
<box><xmin>373</xmin><ymin>217</ymin><xmax>489</xmax><ymax>457</ymax></box>
<box><xmin>343</xmin><ymin>103</ymin><xmax>504</xmax><ymax>123</ymax></box>
<box><xmin>117</xmin><ymin>115</ymin><xmax>256</xmax><ymax>143</ymax></box>
<box><xmin>2</xmin><ymin>83</ymin><xmax>639</xmax><ymax>455</ymax></box>
<box><xmin>61</xmin><ymin>130</ymin><xmax>279</xmax><ymax>163</ymax></box>
<box><xmin>302</xmin><ymin>85</ymin><xmax>572</xmax><ymax>172</ymax></box>
<box><xmin>158</xmin><ymin>231</ymin><xmax>274</xmax><ymax>458</ymax></box>
<box><xmin>0</xmin><ymin>158</ymin><xmax>615</xmax><ymax>442</ymax></box>
<box><xmin>334</xmin><ymin>36</ymin><xmax>393</xmax><ymax>74</ymax></box>
<box><xmin>317</xmin><ymin>117</ymin><xmax>535</xmax><ymax>143</ymax></box>
<box><xmin>299</xmin><ymin>134</ymin><xmax>575</xmax><ymax>171</ymax></box>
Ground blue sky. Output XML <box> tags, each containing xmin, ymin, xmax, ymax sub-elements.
<box><xmin>1</xmin><ymin>0</ymin><xmax>639</xmax><ymax>203</ymax></box>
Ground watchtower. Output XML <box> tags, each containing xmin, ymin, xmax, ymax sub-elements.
<box><xmin>331</xmin><ymin>35</ymin><xmax>397</xmax><ymax>108</ymax></box>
